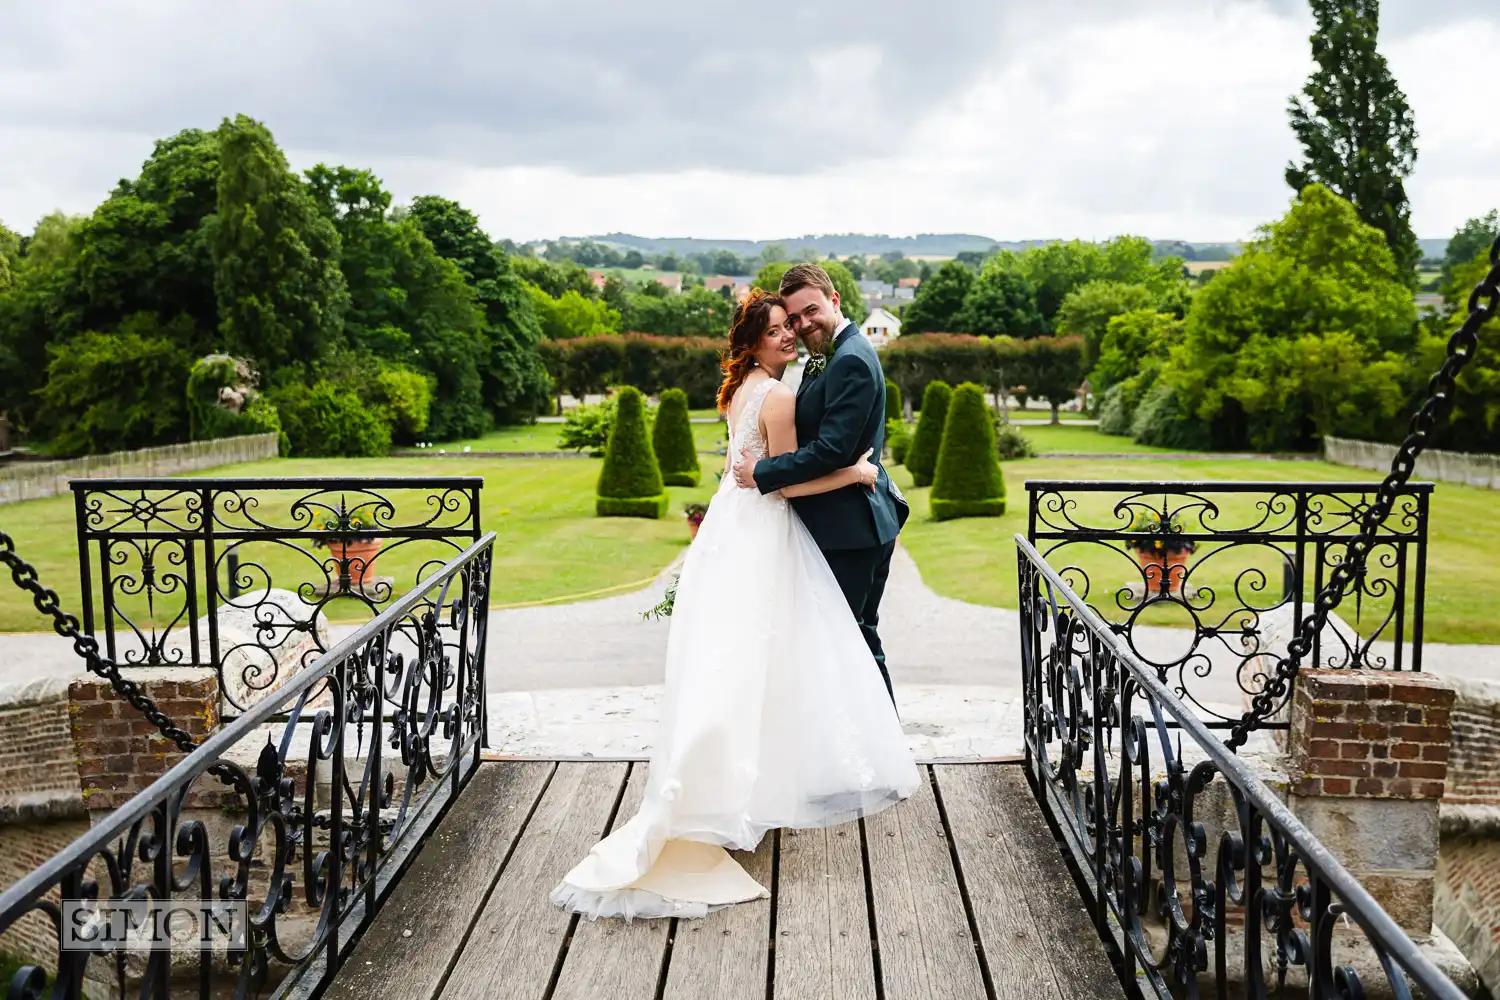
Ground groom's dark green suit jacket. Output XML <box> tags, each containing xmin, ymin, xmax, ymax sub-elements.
<box><xmin>753</xmin><ymin>321</ymin><xmax>908</xmax><ymax>551</ymax></box>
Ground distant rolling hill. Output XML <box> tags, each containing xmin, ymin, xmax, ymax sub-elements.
<box><xmin>558</xmin><ymin>233</ymin><xmax>1449</xmax><ymax>262</ymax></box>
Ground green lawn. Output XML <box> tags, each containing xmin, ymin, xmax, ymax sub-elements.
<box><xmin>5</xmin><ymin>437</ymin><xmax>1496</xmax><ymax>644</ymax></box>
<box><xmin>1012</xmin><ymin>423</ymin><xmax>1174</xmax><ymax>455</ymax></box>
<box><xmin>0</xmin><ymin>456</ymin><xmax>718</xmax><ymax>632</ymax></box>
<box><xmin>427</xmin><ymin>416</ymin><xmax>728</xmax><ymax>456</ymax></box>
<box><xmin>892</xmin><ymin>458</ymin><xmax>1500</xmax><ymax>645</ymax></box>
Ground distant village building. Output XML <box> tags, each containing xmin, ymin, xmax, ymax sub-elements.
<box><xmin>861</xmin><ymin>307</ymin><xmax>902</xmax><ymax>349</ymax></box>
<box><xmin>892</xmin><ymin>286</ymin><xmax>916</xmax><ymax>302</ymax></box>
<box><xmin>703</xmin><ymin>276</ymin><xmax>736</xmax><ymax>294</ymax></box>
<box><xmin>646</xmin><ymin>273</ymin><xmax>683</xmax><ymax>293</ymax></box>
<box><xmin>897</xmin><ymin>277</ymin><xmax>921</xmax><ymax>289</ymax></box>
<box><xmin>857</xmin><ymin>280</ymin><xmax>894</xmax><ymax>302</ymax></box>
<box><xmin>587</xmin><ymin>270</ymin><xmax>608</xmax><ymax>290</ymax></box>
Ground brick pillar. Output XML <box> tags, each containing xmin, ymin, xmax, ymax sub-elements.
<box><xmin>68</xmin><ymin>668</ymin><xmax>220</xmax><ymax>811</ymax></box>
<box><xmin>1288</xmin><ymin>669</ymin><xmax>1455</xmax><ymax>938</ymax></box>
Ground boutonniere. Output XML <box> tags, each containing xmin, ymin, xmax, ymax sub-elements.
<box><xmin>802</xmin><ymin>336</ymin><xmax>839</xmax><ymax>379</ymax></box>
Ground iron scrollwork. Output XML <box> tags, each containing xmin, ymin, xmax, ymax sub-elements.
<box><xmin>71</xmin><ymin>477</ymin><xmax>483</xmax><ymax>717</ymax></box>
<box><xmin>0</xmin><ymin>534</ymin><xmax>494</xmax><ymax>1000</ymax></box>
<box><xmin>1018</xmin><ymin>535</ymin><xmax>1464</xmax><ymax>1000</ymax></box>
<box><xmin>1025</xmin><ymin>481</ymin><xmax>1431</xmax><ymax>731</ymax></box>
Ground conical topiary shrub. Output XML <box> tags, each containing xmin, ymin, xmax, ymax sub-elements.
<box><xmin>651</xmin><ymin>388</ymin><xmax>700</xmax><ymax>487</ymax></box>
<box><xmin>905</xmin><ymin>380</ymin><xmax>951</xmax><ymax>488</ymax></box>
<box><xmin>930</xmin><ymin>382</ymin><xmax>1005</xmax><ymax>521</ymax></box>
<box><xmin>596</xmin><ymin>386</ymin><xmax>669</xmax><ymax>518</ymax></box>
<box><xmin>885</xmin><ymin>379</ymin><xmax>902</xmax><ymax>422</ymax></box>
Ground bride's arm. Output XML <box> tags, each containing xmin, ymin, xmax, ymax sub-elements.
<box><xmin>760</xmin><ymin>389</ymin><xmax>877</xmax><ymax>498</ymax></box>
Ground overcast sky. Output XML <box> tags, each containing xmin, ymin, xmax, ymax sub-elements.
<box><xmin>2</xmin><ymin>0</ymin><xmax>1497</xmax><ymax>244</ymax></box>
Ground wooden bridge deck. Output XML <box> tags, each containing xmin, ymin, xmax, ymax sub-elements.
<box><xmin>322</xmin><ymin>761</ymin><xmax>1123</xmax><ymax>1000</ymax></box>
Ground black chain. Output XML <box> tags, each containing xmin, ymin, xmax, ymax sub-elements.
<box><xmin>1229</xmin><ymin>235</ymin><xmax>1500</xmax><ymax>749</ymax></box>
<box><xmin>0</xmin><ymin>529</ymin><xmax>202</xmax><ymax>753</ymax></box>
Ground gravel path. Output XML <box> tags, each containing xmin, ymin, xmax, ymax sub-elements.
<box><xmin>6</xmin><ymin>543</ymin><xmax>1497</xmax><ymax>760</ymax></box>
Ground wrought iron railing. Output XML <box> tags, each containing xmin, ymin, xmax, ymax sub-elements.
<box><xmin>1025</xmin><ymin>481</ymin><xmax>1431</xmax><ymax>732</ymax></box>
<box><xmin>70</xmin><ymin>477</ymin><xmax>483</xmax><ymax>717</ymax></box>
<box><xmin>1017</xmin><ymin>535</ymin><xmax>1463</xmax><ymax>1000</ymax></box>
<box><xmin>0</xmin><ymin>533</ymin><xmax>494</xmax><ymax>1000</ymax></box>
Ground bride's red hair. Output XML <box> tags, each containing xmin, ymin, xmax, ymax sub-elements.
<box><xmin>716</xmin><ymin>288</ymin><xmax>785</xmax><ymax>414</ymax></box>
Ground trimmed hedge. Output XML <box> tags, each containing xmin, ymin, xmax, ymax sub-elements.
<box><xmin>930</xmin><ymin>382</ymin><xmax>1005</xmax><ymax>520</ymax></box>
<box><xmin>905</xmin><ymin>381</ymin><xmax>952</xmax><ymax>487</ymax></box>
<box><xmin>887</xmin><ymin>419</ymin><xmax>912</xmax><ymax>466</ymax></box>
<box><xmin>596</xmin><ymin>386</ymin><xmax>668</xmax><ymax>518</ymax></box>
<box><xmin>652</xmin><ymin>388</ymin><xmax>700</xmax><ymax>486</ymax></box>
<box><xmin>539</xmin><ymin>334</ymin><xmax>722</xmax><ymax>408</ymax></box>
<box><xmin>884</xmin><ymin>379</ymin><xmax>901</xmax><ymax>421</ymax></box>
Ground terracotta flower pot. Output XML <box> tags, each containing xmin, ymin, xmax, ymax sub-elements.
<box><xmin>1136</xmin><ymin>547</ymin><xmax>1190</xmax><ymax>596</ymax></box>
<box><xmin>688</xmin><ymin>520</ymin><xmax>701</xmax><ymax>540</ymax></box>
<box><xmin>334</xmin><ymin>537</ymin><xmax>382</xmax><ymax>587</ymax></box>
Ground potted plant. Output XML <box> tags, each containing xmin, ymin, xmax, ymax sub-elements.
<box><xmin>1125</xmin><ymin>508</ymin><xmax>1195</xmax><ymax>596</ymax></box>
<box><xmin>313</xmin><ymin>510</ymin><xmax>381</xmax><ymax>588</ymax></box>
<box><xmin>684</xmin><ymin>502</ymin><xmax>710</xmax><ymax>540</ymax></box>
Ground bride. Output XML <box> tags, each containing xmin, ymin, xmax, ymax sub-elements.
<box><xmin>550</xmin><ymin>289</ymin><xmax>920</xmax><ymax>920</ymax></box>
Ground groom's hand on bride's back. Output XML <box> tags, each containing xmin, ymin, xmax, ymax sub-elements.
<box><xmin>732</xmin><ymin>449</ymin><xmax>757</xmax><ymax>489</ymax></box>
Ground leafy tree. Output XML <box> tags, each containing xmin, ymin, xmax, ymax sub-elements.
<box><xmin>906</xmin><ymin>380</ymin><xmax>952</xmax><ymax>487</ymax></box>
<box><xmin>929</xmin><ymin>383</ymin><xmax>1005</xmax><ymax>520</ymax></box>
<box><xmin>821</xmin><ymin>259</ymin><xmax>868</xmax><ymax>325</ymax></box>
<box><xmin>1165</xmin><ymin>184</ymin><xmax>1416</xmax><ymax>450</ymax></box>
<box><xmin>213</xmin><ymin>115</ymin><xmax>348</xmax><ymax>371</ymax></box>
<box><xmin>1055</xmin><ymin>280</ymin><xmax>1154</xmax><ymax>366</ymax></box>
<box><xmin>371</xmin><ymin>367</ymin><xmax>433</xmax><ymax>442</ymax></box>
<box><xmin>953</xmin><ymin>259</ymin><xmax>1047</xmax><ymax>337</ymax></box>
<box><xmin>596</xmin><ymin>386</ymin><xmax>668</xmax><ymax>518</ymax></box>
<box><xmin>1002</xmin><ymin>336</ymin><xmax>1086</xmax><ymax>423</ymax></box>
<box><xmin>0</xmin><ymin>213</ymin><xmax>86</xmax><ymax>424</ymax></box>
<box><xmin>1425</xmin><ymin>256</ymin><xmax>1500</xmax><ymax>453</ymax></box>
<box><xmin>652</xmin><ymin>388</ymin><xmax>700</xmax><ymax>487</ymax></box>
<box><xmin>510</xmin><ymin>253</ymin><xmax>598</xmax><ymax>299</ymax></box>
<box><xmin>1440</xmin><ymin>210</ymin><xmax>1498</xmax><ymax>288</ymax></box>
<box><xmin>528</xmin><ymin>286</ymin><xmax>619</xmax><ymax>339</ymax></box>
<box><xmin>621</xmin><ymin>249</ymin><xmax>645</xmax><ymax>270</ymax></box>
<box><xmin>1286</xmin><ymin>0</ymin><xmax>1420</xmax><ymax>277</ymax></box>
<box><xmin>0</xmin><ymin>220</ymin><xmax>19</xmax><ymax>291</ymax></box>
<box><xmin>753</xmin><ymin>261</ymin><xmax>791</xmax><ymax>294</ymax></box>
<box><xmin>601</xmin><ymin>273</ymin><xmax>631</xmax><ymax>314</ymax></box>
<box><xmin>1091</xmin><ymin>309</ymin><xmax>1181</xmax><ymax>395</ymax></box>
<box><xmin>36</xmin><ymin>319</ymin><xmax>192</xmax><ymax>456</ymax></box>
<box><xmin>622</xmin><ymin>287</ymin><xmax>731</xmax><ymax>338</ymax></box>
<box><xmin>902</xmin><ymin>260</ymin><xmax>973</xmax><ymax>334</ymax></box>
<box><xmin>760</xmin><ymin>243</ymin><xmax>787</xmax><ymax>266</ymax></box>
<box><xmin>407</xmin><ymin>195</ymin><xmax>552</xmax><ymax>424</ymax></box>
<box><xmin>885</xmin><ymin>379</ymin><xmax>902</xmax><ymax>421</ymax></box>
<box><xmin>271</xmin><ymin>377</ymin><xmax>391</xmax><ymax>457</ymax></box>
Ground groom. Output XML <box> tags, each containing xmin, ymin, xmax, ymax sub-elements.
<box><xmin>733</xmin><ymin>263</ymin><xmax>908</xmax><ymax>702</ymax></box>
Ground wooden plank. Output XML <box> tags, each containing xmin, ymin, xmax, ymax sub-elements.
<box><xmin>438</xmin><ymin>762</ymin><xmax>629</xmax><ymax>1000</ymax></box>
<box><xmin>934</xmin><ymin>764</ymin><xmax>1121</xmax><ymax>1000</ymax></box>
<box><xmin>658</xmin><ymin>834</ymin><xmax>773</xmax><ymax>1000</ymax></box>
<box><xmin>864</xmin><ymin>768</ymin><xmax>988</xmax><ymax>1000</ymax></box>
<box><xmin>772</xmin><ymin>826</ymin><xmax>877</xmax><ymax>1000</ymax></box>
<box><xmin>323</xmin><ymin>761</ymin><xmax>554</xmax><ymax>1000</ymax></box>
<box><xmin>550</xmin><ymin>763</ymin><xmax>672</xmax><ymax>1000</ymax></box>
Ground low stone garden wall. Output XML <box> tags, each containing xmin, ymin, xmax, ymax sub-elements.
<box><xmin>1323</xmin><ymin>435</ymin><xmax>1500</xmax><ymax>490</ymax></box>
<box><xmin>0</xmin><ymin>433</ymin><xmax>279</xmax><ymax>505</ymax></box>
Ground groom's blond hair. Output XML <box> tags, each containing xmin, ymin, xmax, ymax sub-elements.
<box><xmin>778</xmin><ymin>263</ymin><xmax>837</xmax><ymax>301</ymax></box>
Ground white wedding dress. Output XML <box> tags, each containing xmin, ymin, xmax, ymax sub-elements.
<box><xmin>550</xmin><ymin>378</ymin><xmax>920</xmax><ymax>920</ymax></box>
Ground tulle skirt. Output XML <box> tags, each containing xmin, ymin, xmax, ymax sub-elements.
<box><xmin>550</xmin><ymin>480</ymin><xmax>920</xmax><ymax>920</ymax></box>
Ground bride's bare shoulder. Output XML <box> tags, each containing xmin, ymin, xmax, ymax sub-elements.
<box><xmin>761</xmin><ymin>381</ymin><xmax>795</xmax><ymax>414</ymax></box>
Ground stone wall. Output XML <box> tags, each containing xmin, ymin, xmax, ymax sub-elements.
<box><xmin>68</xmin><ymin>669</ymin><xmax>220</xmax><ymax>811</ymax></box>
<box><xmin>0</xmin><ymin>433</ymin><xmax>279</xmax><ymax>505</ymax></box>
<box><xmin>1323</xmin><ymin>435</ymin><xmax>1500</xmax><ymax>490</ymax></box>
<box><xmin>1436</xmin><ymin>678</ymin><xmax>1500</xmax><ymax>994</ymax></box>
<box><xmin>1286</xmin><ymin>669</ymin><xmax>1454</xmax><ymax>936</ymax></box>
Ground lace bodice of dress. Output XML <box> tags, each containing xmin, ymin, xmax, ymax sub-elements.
<box><xmin>729</xmin><ymin>378</ymin><xmax>777</xmax><ymax>463</ymax></box>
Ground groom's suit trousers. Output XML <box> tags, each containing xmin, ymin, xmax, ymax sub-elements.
<box><xmin>823</xmin><ymin>540</ymin><xmax>897</xmax><ymax>706</ymax></box>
